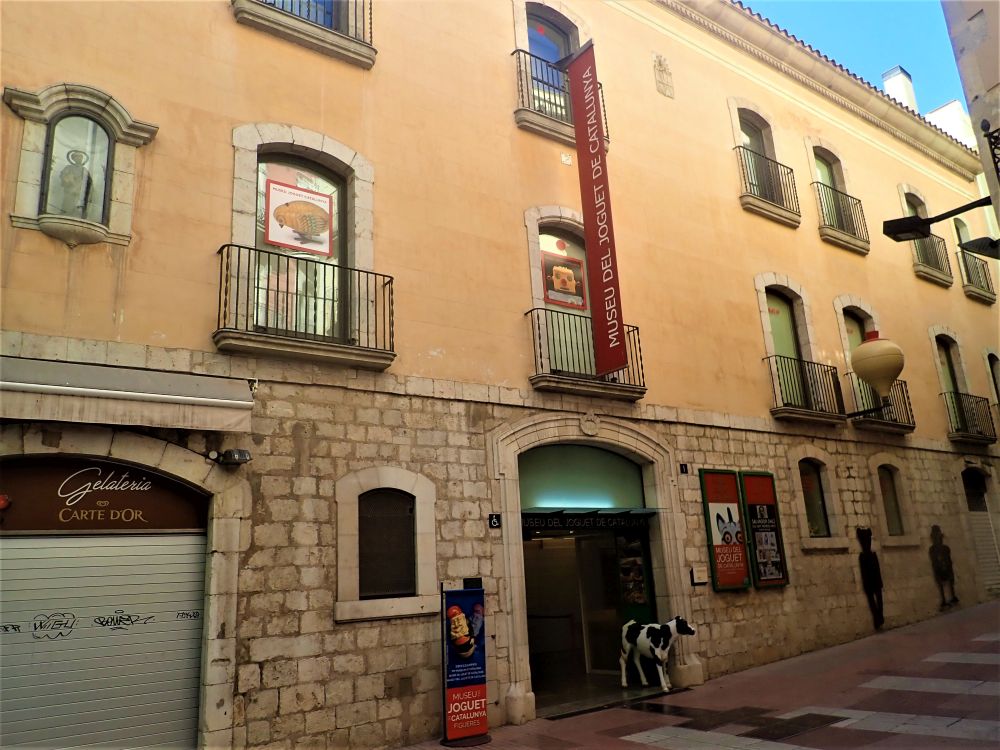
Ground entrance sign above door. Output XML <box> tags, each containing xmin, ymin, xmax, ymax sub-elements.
<box><xmin>699</xmin><ymin>469</ymin><xmax>751</xmax><ymax>591</ymax></box>
<box><xmin>521</xmin><ymin>509</ymin><xmax>653</xmax><ymax>535</ymax></box>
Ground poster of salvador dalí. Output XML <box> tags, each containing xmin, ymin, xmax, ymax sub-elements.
<box><xmin>441</xmin><ymin>587</ymin><xmax>489</xmax><ymax>744</ymax></box>
<box><xmin>699</xmin><ymin>469</ymin><xmax>751</xmax><ymax>591</ymax></box>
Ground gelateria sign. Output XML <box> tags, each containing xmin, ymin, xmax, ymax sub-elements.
<box><xmin>0</xmin><ymin>456</ymin><xmax>208</xmax><ymax>534</ymax></box>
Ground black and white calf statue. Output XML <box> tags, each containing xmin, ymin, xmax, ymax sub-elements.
<box><xmin>619</xmin><ymin>616</ymin><xmax>697</xmax><ymax>691</ymax></box>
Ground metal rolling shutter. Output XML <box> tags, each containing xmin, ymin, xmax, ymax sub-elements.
<box><xmin>969</xmin><ymin>513</ymin><xmax>1000</xmax><ymax>595</ymax></box>
<box><xmin>0</xmin><ymin>534</ymin><xmax>206</xmax><ymax>749</ymax></box>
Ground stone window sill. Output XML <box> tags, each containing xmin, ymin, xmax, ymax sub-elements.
<box><xmin>528</xmin><ymin>373</ymin><xmax>645</xmax><ymax>402</ymax></box>
<box><xmin>514</xmin><ymin>108</ymin><xmax>610</xmax><ymax>151</ymax></box>
<box><xmin>739</xmin><ymin>193</ymin><xmax>801</xmax><ymax>228</ymax></box>
<box><xmin>881</xmin><ymin>534</ymin><xmax>920</xmax><ymax>549</ymax></box>
<box><xmin>13</xmin><ymin>214</ymin><xmax>130</xmax><ymax>247</ymax></box>
<box><xmin>818</xmin><ymin>225</ymin><xmax>870</xmax><ymax>255</ymax></box>
<box><xmin>962</xmin><ymin>283</ymin><xmax>996</xmax><ymax>305</ymax></box>
<box><xmin>334</xmin><ymin>594</ymin><xmax>439</xmax><ymax>622</ymax></box>
<box><xmin>213</xmin><ymin>329</ymin><xmax>395</xmax><ymax>370</ymax></box>
<box><xmin>231</xmin><ymin>0</ymin><xmax>376</xmax><ymax>69</ymax></box>
<box><xmin>770</xmin><ymin>406</ymin><xmax>846</xmax><ymax>425</ymax></box>
<box><xmin>913</xmin><ymin>262</ymin><xmax>953</xmax><ymax>287</ymax></box>
<box><xmin>800</xmin><ymin>536</ymin><xmax>850</xmax><ymax>553</ymax></box>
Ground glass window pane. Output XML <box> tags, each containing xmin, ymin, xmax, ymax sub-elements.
<box><xmin>878</xmin><ymin>466</ymin><xmax>904</xmax><ymax>536</ymax></box>
<box><xmin>799</xmin><ymin>460</ymin><xmax>830</xmax><ymax>537</ymax></box>
<box><xmin>527</xmin><ymin>15</ymin><xmax>569</xmax><ymax>62</ymax></box>
<box><xmin>359</xmin><ymin>489</ymin><xmax>416</xmax><ymax>599</ymax></box>
<box><xmin>43</xmin><ymin>116</ymin><xmax>110</xmax><ymax>223</ymax></box>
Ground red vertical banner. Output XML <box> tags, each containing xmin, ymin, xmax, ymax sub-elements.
<box><xmin>565</xmin><ymin>41</ymin><xmax>628</xmax><ymax>376</ymax></box>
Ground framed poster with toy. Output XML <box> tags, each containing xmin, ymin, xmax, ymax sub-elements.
<box><xmin>699</xmin><ymin>469</ymin><xmax>751</xmax><ymax>591</ymax></box>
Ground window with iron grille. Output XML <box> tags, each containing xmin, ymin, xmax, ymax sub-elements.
<box><xmin>359</xmin><ymin>488</ymin><xmax>416</xmax><ymax>599</ymax></box>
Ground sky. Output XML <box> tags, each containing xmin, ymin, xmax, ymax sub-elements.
<box><xmin>741</xmin><ymin>1</ymin><xmax>967</xmax><ymax>115</ymax></box>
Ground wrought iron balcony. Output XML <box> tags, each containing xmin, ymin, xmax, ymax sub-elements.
<box><xmin>765</xmin><ymin>355</ymin><xmax>846</xmax><ymax>423</ymax></box>
<box><xmin>958</xmin><ymin>250</ymin><xmax>996</xmax><ymax>304</ymax></box>
<box><xmin>812</xmin><ymin>182</ymin><xmax>869</xmax><ymax>253</ymax></box>
<box><xmin>734</xmin><ymin>147</ymin><xmax>800</xmax><ymax>227</ymax></box>
<box><xmin>942</xmin><ymin>392</ymin><xmax>997</xmax><ymax>443</ymax></box>
<box><xmin>912</xmin><ymin>234</ymin><xmax>953</xmax><ymax>286</ymax></box>
<box><xmin>213</xmin><ymin>244</ymin><xmax>394</xmax><ymax>369</ymax></box>
<box><xmin>845</xmin><ymin>373</ymin><xmax>915</xmax><ymax>433</ymax></box>
<box><xmin>257</xmin><ymin>0</ymin><xmax>372</xmax><ymax>43</ymax></box>
<box><xmin>512</xmin><ymin>49</ymin><xmax>608</xmax><ymax>146</ymax></box>
<box><xmin>526</xmin><ymin>308</ymin><xmax>645</xmax><ymax>401</ymax></box>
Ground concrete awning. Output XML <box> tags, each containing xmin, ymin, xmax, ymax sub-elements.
<box><xmin>0</xmin><ymin>356</ymin><xmax>254</xmax><ymax>432</ymax></box>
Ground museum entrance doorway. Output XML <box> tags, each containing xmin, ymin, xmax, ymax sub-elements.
<box><xmin>518</xmin><ymin>443</ymin><xmax>663</xmax><ymax>716</ymax></box>
<box><xmin>522</xmin><ymin>518</ymin><xmax>660</xmax><ymax>716</ymax></box>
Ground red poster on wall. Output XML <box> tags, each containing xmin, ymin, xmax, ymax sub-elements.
<box><xmin>564</xmin><ymin>41</ymin><xmax>628</xmax><ymax>376</ymax></box>
<box><xmin>699</xmin><ymin>470</ymin><xmax>750</xmax><ymax>591</ymax></box>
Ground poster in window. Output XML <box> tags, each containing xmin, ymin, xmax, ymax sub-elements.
<box><xmin>264</xmin><ymin>179</ymin><xmax>333</xmax><ymax>256</ymax></box>
<box><xmin>542</xmin><ymin>251</ymin><xmax>587</xmax><ymax>310</ymax></box>
<box><xmin>739</xmin><ymin>472</ymin><xmax>789</xmax><ymax>588</ymax></box>
<box><xmin>699</xmin><ymin>469</ymin><xmax>750</xmax><ymax>591</ymax></box>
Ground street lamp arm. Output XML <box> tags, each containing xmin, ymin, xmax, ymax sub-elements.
<box><xmin>924</xmin><ymin>195</ymin><xmax>992</xmax><ymax>225</ymax></box>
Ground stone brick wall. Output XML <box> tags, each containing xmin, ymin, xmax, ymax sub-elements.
<box><xmin>2</xmin><ymin>334</ymin><xmax>996</xmax><ymax>749</ymax></box>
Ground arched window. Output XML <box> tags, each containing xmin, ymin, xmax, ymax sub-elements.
<box><xmin>527</xmin><ymin>11</ymin><xmax>571</xmax><ymax>63</ymax></box>
<box><xmin>936</xmin><ymin>335</ymin><xmax>961</xmax><ymax>394</ymax></box>
<box><xmin>737</xmin><ymin>109</ymin><xmax>781</xmax><ymax>205</ymax></box>
<box><xmin>252</xmin><ymin>155</ymin><xmax>347</xmax><ymax>340</ymax></box>
<box><xmin>936</xmin><ymin>334</ymin><xmax>968</xmax><ymax>432</ymax></box>
<box><xmin>813</xmin><ymin>147</ymin><xmax>852</xmax><ymax>233</ymax></box>
<box><xmin>798</xmin><ymin>459</ymin><xmax>831</xmax><ymax>538</ymax></box>
<box><xmin>877</xmin><ymin>465</ymin><xmax>904</xmax><ymax>536</ymax></box>
<box><xmin>5</xmin><ymin>83</ymin><xmax>157</xmax><ymax>247</ymax></box>
<box><xmin>359</xmin><ymin>488</ymin><xmax>416</xmax><ymax>599</ymax></box>
<box><xmin>954</xmin><ymin>217</ymin><xmax>971</xmax><ymax>245</ymax></box>
<box><xmin>905</xmin><ymin>192</ymin><xmax>927</xmax><ymax>219</ymax></box>
<box><xmin>767</xmin><ymin>288</ymin><xmax>814</xmax><ymax>408</ymax></box>
<box><xmin>539</xmin><ymin>228</ymin><xmax>594</xmax><ymax>375</ymax></box>
<box><xmin>988</xmin><ymin>353</ymin><xmax>1000</xmax><ymax>403</ymax></box>
<box><xmin>41</xmin><ymin>115</ymin><xmax>112</xmax><ymax>223</ymax></box>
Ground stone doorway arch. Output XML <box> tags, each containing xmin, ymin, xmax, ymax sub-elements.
<box><xmin>487</xmin><ymin>412</ymin><xmax>703</xmax><ymax>724</ymax></box>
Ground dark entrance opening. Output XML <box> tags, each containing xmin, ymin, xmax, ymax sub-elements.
<box><xmin>522</xmin><ymin>512</ymin><xmax>663</xmax><ymax>717</ymax></box>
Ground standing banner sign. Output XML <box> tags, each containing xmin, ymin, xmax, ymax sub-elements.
<box><xmin>699</xmin><ymin>470</ymin><xmax>750</xmax><ymax>591</ymax></box>
<box><xmin>441</xmin><ymin>587</ymin><xmax>490</xmax><ymax>745</ymax></box>
<box><xmin>739</xmin><ymin>472</ymin><xmax>789</xmax><ymax>588</ymax></box>
<box><xmin>564</xmin><ymin>41</ymin><xmax>628</xmax><ymax>376</ymax></box>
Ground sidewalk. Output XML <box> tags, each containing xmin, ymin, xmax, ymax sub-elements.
<box><xmin>403</xmin><ymin>601</ymin><xmax>1000</xmax><ymax>749</ymax></box>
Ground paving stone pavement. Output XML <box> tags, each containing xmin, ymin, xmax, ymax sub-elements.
<box><xmin>402</xmin><ymin>601</ymin><xmax>1000</xmax><ymax>749</ymax></box>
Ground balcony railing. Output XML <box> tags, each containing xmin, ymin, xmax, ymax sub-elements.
<box><xmin>734</xmin><ymin>146</ymin><xmax>800</xmax><ymax>215</ymax></box>
<box><xmin>765</xmin><ymin>355</ymin><xmax>845</xmax><ymax>421</ymax></box>
<box><xmin>845</xmin><ymin>373</ymin><xmax>915</xmax><ymax>431</ymax></box>
<box><xmin>913</xmin><ymin>234</ymin><xmax>952</xmax><ymax>278</ymax></box>
<box><xmin>958</xmin><ymin>250</ymin><xmax>996</xmax><ymax>302</ymax></box>
<box><xmin>512</xmin><ymin>49</ymin><xmax>608</xmax><ymax>136</ymax></box>
<box><xmin>258</xmin><ymin>0</ymin><xmax>372</xmax><ymax>44</ymax></box>
<box><xmin>813</xmin><ymin>182</ymin><xmax>869</xmax><ymax>243</ymax></box>
<box><xmin>214</xmin><ymin>244</ymin><xmax>394</xmax><ymax>368</ymax></box>
<box><xmin>526</xmin><ymin>308</ymin><xmax>644</xmax><ymax>400</ymax></box>
<box><xmin>942</xmin><ymin>392</ymin><xmax>997</xmax><ymax>442</ymax></box>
